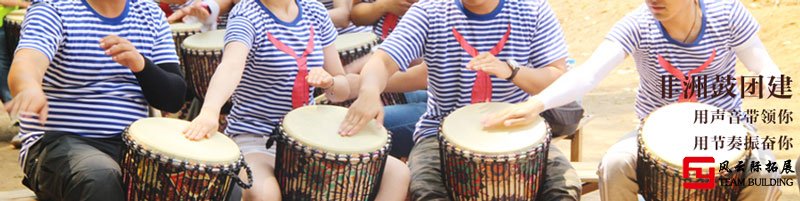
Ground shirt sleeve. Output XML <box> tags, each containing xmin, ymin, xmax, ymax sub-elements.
<box><xmin>528</xmin><ymin>0</ymin><xmax>568</xmax><ymax>68</ymax></box>
<box><xmin>728</xmin><ymin>0</ymin><xmax>759</xmax><ymax>48</ymax></box>
<box><xmin>16</xmin><ymin>3</ymin><xmax>63</xmax><ymax>61</ymax></box>
<box><xmin>314</xmin><ymin>2</ymin><xmax>337</xmax><ymax>47</ymax></box>
<box><xmin>223</xmin><ymin>3</ymin><xmax>256</xmax><ymax>49</ymax></box>
<box><xmin>377</xmin><ymin>4</ymin><xmax>428</xmax><ymax>71</ymax></box>
<box><xmin>151</xmin><ymin>10</ymin><xmax>180</xmax><ymax>65</ymax></box>
<box><xmin>604</xmin><ymin>7</ymin><xmax>642</xmax><ymax>55</ymax></box>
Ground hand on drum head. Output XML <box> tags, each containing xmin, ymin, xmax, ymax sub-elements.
<box><xmin>4</xmin><ymin>88</ymin><xmax>48</xmax><ymax>125</ymax></box>
<box><xmin>339</xmin><ymin>92</ymin><xmax>384</xmax><ymax>136</ymax></box>
<box><xmin>466</xmin><ymin>53</ymin><xmax>512</xmax><ymax>79</ymax></box>
<box><xmin>100</xmin><ymin>35</ymin><xmax>145</xmax><ymax>73</ymax></box>
<box><xmin>307</xmin><ymin>68</ymin><xmax>334</xmax><ymax>89</ymax></box>
<box><xmin>183</xmin><ymin>112</ymin><xmax>220</xmax><ymax>140</ymax></box>
<box><xmin>482</xmin><ymin>100</ymin><xmax>544</xmax><ymax>129</ymax></box>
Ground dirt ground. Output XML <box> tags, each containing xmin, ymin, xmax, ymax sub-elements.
<box><xmin>1</xmin><ymin>0</ymin><xmax>800</xmax><ymax>200</ymax></box>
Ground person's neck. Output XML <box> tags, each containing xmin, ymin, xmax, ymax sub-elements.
<box><xmin>661</xmin><ymin>1</ymin><xmax>702</xmax><ymax>43</ymax></box>
<box><xmin>86</xmin><ymin>0</ymin><xmax>127</xmax><ymax>18</ymax></box>
<box><xmin>263</xmin><ymin>0</ymin><xmax>295</xmax><ymax>14</ymax></box>
<box><xmin>461</xmin><ymin>0</ymin><xmax>500</xmax><ymax>15</ymax></box>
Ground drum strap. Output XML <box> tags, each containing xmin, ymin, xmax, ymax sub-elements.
<box><xmin>382</xmin><ymin>14</ymin><xmax>399</xmax><ymax>39</ymax></box>
<box><xmin>452</xmin><ymin>24</ymin><xmax>511</xmax><ymax>103</ymax></box>
<box><xmin>657</xmin><ymin>49</ymin><xmax>716</xmax><ymax>102</ymax></box>
<box><xmin>267</xmin><ymin>26</ymin><xmax>316</xmax><ymax>108</ymax></box>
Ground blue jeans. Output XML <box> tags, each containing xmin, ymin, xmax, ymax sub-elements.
<box><xmin>384</xmin><ymin>90</ymin><xmax>427</xmax><ymax>159</ymax></box>
<box><xmin>0</xmin><ymin>30</ymin><xmax>12</xmax><ymax>102</ymax></box>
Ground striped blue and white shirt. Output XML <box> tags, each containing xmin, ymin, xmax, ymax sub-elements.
<box><xmin>223</xmin><ymin>0</ymin><xmax>336</xmax><ymax>136</ymax></box>
<box><xmin>380</xmin><ymin>0</ymin><xmax>568</xmax><ymax>142</ymax></box>
<box><xmin>606</xmin><ymin>0</ymin><xmax>758</xmax><ymax>120</ymax></box>
<box><xmin>17</xmin><ymin>0</ymin><xmax>179</xmax><ymax>163</ymax></box>
<box><xmin>317</xmin><ymin>0</ymin><xmax>371</xmax><ymax>34</ymax></box>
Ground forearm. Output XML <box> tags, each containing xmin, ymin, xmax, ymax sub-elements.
<box><xmin>531</xmin><ymin>40</ymin><xmax>625</xmax><ymax>110</ymax></box>
<box><xmin>328</xmin><ymin>8</ymin><xmax>352</xmax><ymax>29</ymax></box>
<box><xmin>385</xmin><ymin>62</ymin><xmax>427</xmax><ymax>93</ymax></box>
<box><xmin>9</xmin><ymin>49</ymin><xmax>48</xmax><ymax>96</ymax></box>
<box><xmin>134</xmin><ymin>57</ymin><xmax>186</xmax><ymax>113</ymax></box>
<box><xmin>350</xmin><ymin>1</ymin><xmax>385</xmax><ymax>26</ymax></box>
<box><xmin>167</xmin><ymin>9</ymin><xmax>187</xmax><ymax>23</ymax></box>
<box><xmin>358</xmin><ymin>51</ymin><xmax>397</xmax><ymax>96</ymax></box>
<box><xmin>734</xmin><ymin>35</ymin><xmax>782</xmax><ymax>78</ymax></box>
<box><xmin>512</xmin><ymin>65</ymin><xmax>564</xmax><ymax>95</ymax></box>
<box><xmin>324</xmin><ymin>74</ymin><xmax>351</xmax><ymax>102</ymax></box>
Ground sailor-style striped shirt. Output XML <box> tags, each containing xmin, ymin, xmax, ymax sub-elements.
<box><xmin>379</xmin><ymin>0</ymin><xmax>568</xmax><ymax>142</ymax></box>
<box><xmin>17</xmin><ymin>0</ymin><xmax>179</xmax><ymax>163</ymax></box>
<box><xmin>606</xmin><ymin>0</ymin><xmax>759</xmax><ymax>120</ymax></box>
<box><xmin>223</xmin><ymin>0</ymin><xmax>337</xmax><ymax>136</ymax></box>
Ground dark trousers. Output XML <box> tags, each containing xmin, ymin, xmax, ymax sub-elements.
<box><xmin>22</xmin><ymin>132</ymin><xmax>125</xmax><ymax>201</ymax></box>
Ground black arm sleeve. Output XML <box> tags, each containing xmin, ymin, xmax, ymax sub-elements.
<box><xmin>134</xmin><ymin>55</ymin><xmax>187</xmax><ymax>113</ymax></box>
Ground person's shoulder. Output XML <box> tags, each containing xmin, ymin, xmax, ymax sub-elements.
<box><xmin>130</xmin><ymin>0</ymin><xmax>167</xmax><ymax>18</ymax></box>
<box><xmin>230</xmin><ymin>0</ymin><xmax>261</xmax><ymax>16</ymax></box>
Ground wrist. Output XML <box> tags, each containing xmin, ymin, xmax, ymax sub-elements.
<box><xmin>130</xmin><ymin>54</ymin><xmax>146</xmax><ymax>73</ymax></box>
<box><xmin>504</xmin><ymin>60</ymin><xmax>521</xmax><ymax>81</ymax></box>
<box><xmin>359</xmin><ymin>85</ymin><xmax>382</xmax><ymax>99</ymax></box>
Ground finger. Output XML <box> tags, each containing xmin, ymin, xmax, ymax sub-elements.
<box><xmin>38</xmin><ymin>104</ymin><xmax>48</xmax><ymax>125</ymax></box>
<box><xmin>503</xmin><ymin>117</ymin><xmax>530</xmax><ymax>127</ymax></box>
<box><xmin>106</xmin><ymin>43</ymin><xmax>133</xmax><ymax>56</ymax></box>
<box><xmin>482</xmin><ymin>110</ymin><xmax>511</xmax><ymax>128</ymax></box>
<box><xmin>348</xmin><ymin>117</ymin><xmax>371</xmax><ymax>136</ymax></box>
<box><xmin>16</xmin><ymin>97</ymin><xmax>32</xmax><ymax>118</ymax></box>
<box><xmin>342</xmin><ymin>114</ymin><xmax>363</xmax><ymax>136</ymax></box>
<box><xmin>340</xmin><ymin>110</ymin><xmax>356</xmax><ymax>134</ymax></box>
<box><xmin>4</xmin><ymin>99</ymin><xmax>15</xmax><ymax>113</ymax></box>
<box><xmin>5</xmin><ymin>100</ymin><xmax>18</xmax><ymax>119</ymax></box>
<box><xmin>99</xmin><ymin>35</ymin><xmax>121</xmax><ymax>49</ymax></box>
<box><xmin>189</xmin><ymin>125</ymin><xmax>204</xmax><ymax>140</ymax></box>
<box><xmin>113</xmin><ymin>51</ymin><xmax>138</xmax><ymax>63</ymax></box>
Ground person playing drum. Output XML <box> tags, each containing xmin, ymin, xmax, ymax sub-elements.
<box><xmin>339</xmin><ymin>0</ymin><xmax>582</xmax><ymax>199</ymax></box>
<box><xmin>7</xmin><ymin>0</ymin><xmax>187</xmax><ymax>200</ymax></box>
<box><xmin>182</xmin><ymin>0</ymin><xmax>410</xmax><ymax>200</ymax></box>
<box><xmin>485</xmin><ymin>0</ymin><xmax>784</xmax><ymax>200</ymax></box>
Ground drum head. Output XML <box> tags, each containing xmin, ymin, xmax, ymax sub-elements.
<box><xmin>441</xmin><ymin>103</ymin><xmax>548</xmax><ymax>155</ymax></box>
<box><xmin>334</xmin><ymin>32</ymin><xmax>377</xmax><ymax>52</ymax></box>
<box><xmin>170</xmin><ymin>22</ymin><xmax>202</xmax><ymax>33</ymax></box>
<box><xmin>282</xmin><ymin>105</ymin><xmax>388</xmax><ymax>155</ymax></box>
<box><xmin>127</xmin><ymin>118</ymin><xmax>241</xmax><ymax>165</ymax></box>
<box><xmin>6</xmin><ymin>14</ymin><xmax>23</xmax><ymax>23</ymax></box>
<box><xmin>641</xmin><ymin>102</ymin><xmax>749</xmax><ymax>169</ymax></box>
<box><xmin>182</xmin><ymin>29</ymin><xmax>226</xmax><ymax>51</ymax></box>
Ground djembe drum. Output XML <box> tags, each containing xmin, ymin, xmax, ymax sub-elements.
<box><xmin>170</xmin><ymin>23</ymin><xmax>202</xmax><ymax>90</ymax></box>
<box><xmin>335</xmin><ymin>32</ymin><xmax>378</xmax><ymax>66</ymax></box>
<box><xmin>182</xmin><ymin>29</ymin><xmax>224</xmax><ymax>100</ymax></box>
<box><xmin>122</xmin><ymin>117</ymin><xmax>252</xmax><ymax>200</ymax></box>
<box><xmin>4</xmin><ymin>10</ymin><xmax>24</xmax><ymax>59</ymax></box>
<box><xmin>637</xmin><ymin>102</ymin><xmax>749</xmax><ymax>201</ymax></box>
<box><xmin>439</xmin><ymin>103</ymin><xmax>551</xmax><ymax>200</ymax></box>
<box><xmin>271</xmin><ymin>105</ymin><xmax>391</xmax><ymax>200</ymax></box>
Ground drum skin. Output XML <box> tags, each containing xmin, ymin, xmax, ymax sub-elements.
<box><xmin>637</xmin><ymin>102</ymin><xmax>749</xmax><ymax>201</ymax></box>
<box><xmin>439</xmin><ymin>103</ymin><xmax>551</xmax><ymax>201</ymax></box>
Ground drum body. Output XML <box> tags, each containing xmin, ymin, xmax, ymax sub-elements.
<box><xmin>439</xmin><ymin>103</ymin><xmax>550</xmax><ymax>200</ymax></box>
<box><xmin>182</xmin><ymin>29</ymin><xmax>225</xmax><ymax>101</ymax></box>
<box><xmin>171</xmin><ymin>23</ymin><xmax>202</xmax><ymax>100</ymax></box>
<box><xmin>122</xmin><ymin>118</ymin><xmax>251</xmax><ymax>201</ymax></box>
<box><xmin>273</xmin><ymin>105</ymin><xmax>390</xmax><ymax>201</ymax></box>
<box><xmin>637</xmin><ymin>102</ymin><xmax>749</xmax><ymax>201</ymax></box>
<box><xmin>4</xmin><ymin>12</ymin><xmax>24</xmax><ymax>60</ymax></box>
<box><xmin>335</xmin><ymin>32</ymin><xmax>378</xmax><ymax>66</ymax></box>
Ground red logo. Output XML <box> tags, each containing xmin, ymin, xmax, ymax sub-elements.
<box><xmin>683</xmin><ymin>157</ymin><xmax>716</xmax><ymax>189</ymax></box>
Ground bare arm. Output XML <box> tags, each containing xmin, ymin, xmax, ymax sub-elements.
<box><xmin>319</xmin><ymin>44</ymin><xmax>352</xmax><ymax>102</ymax></box>
<box><xmin>6</xmin><ymin>49</ymin><xmax>50</xmax><ymax>123</ymax></box>
<box><xmin>384</xmin><ymin>62</ymin><xmax>426</xmax><ymax>93</ymax></box>
<box><xmin>349</xmin><ymin>0</ymin><xmax>386</xmax><ymax>26</ymax></box>
<box><xmin>328</xmin><ymin>0</ymin><xmax>352</xmax><ymax>28</ymax></box>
